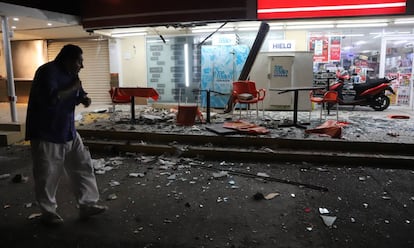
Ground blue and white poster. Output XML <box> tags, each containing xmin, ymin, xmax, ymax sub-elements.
<box><xmin>201</xmin><ymin>45</ymin><xmax>249</xmax><ymax>108</ymax></box>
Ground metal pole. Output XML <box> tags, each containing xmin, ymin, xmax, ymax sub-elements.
<box><xmin>1</xmin><ymin>16</ymin><xmax>18</xmax><ymax>123</ymax></box>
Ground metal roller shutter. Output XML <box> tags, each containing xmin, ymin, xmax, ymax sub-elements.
<box><xmin>47</xmin><ymin>40</ymin><xmax>111</xmax><ymax>104</ymax></box>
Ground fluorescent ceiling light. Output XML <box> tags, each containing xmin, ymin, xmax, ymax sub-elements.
<box><xmin>11</xmin><ymin>26</ymin><xmax>16</xmax><ymax>29</ymax></box>
<box><xmin>237</xmin><ymin>27</ymin><xmax>260</xmax><ymax>31</ymax></box>
<box><xmin>343</xmin><ymin>46</ymin><xmax>353</xmax><ymax>50</ymax></box>
<box><xmin>258</xmin><ymin>3</ymin><xmax>406</xmax><ymax>13</ymax></box>
<box><xmin>12</xmin><ymin>17</ymin><xmax>19</xmax><ymax>21</ymax></box>
<box><xmin>184</xmin><ymin>43</ymin><xmax>190</xmax><ymax>87</ymax></box>
<box><xmin>340</xmin><ymin>34</ymin><xmax>365</xmax><ymax>37</ymax></box>
<box><xmin>336</xmin><ymin>19</ymin><xmax>388</xmax><ymax>24</ymax></box>
<box><xmin>286</xmin><ymin>21</ymin><xmax>334</xmax><ymax>25</ymax></box>
<box><xmin>355</xmin><ymin>41</ymin><xmax>366</xmax><ymax>45</ymax></box>
<box><xmin>336</xmin><ymin>23</ymin><xmax>388</xmax><ymax>28</ymax></box>
<box><xmin>147</xmin><ymin>39</ymin><xmax>170</xmax><ymax>43</ymax></box>
<box><xmin>47</xmin><ymin>23</ymin><xmax>52</xmax><ymax>26</ymax></box>
<box><xmin>111</xmin><ymin>32</ymin><xmax>147</xmax><ymax>37</ymax></box>
<box><xmin>394</xmin><ymin>18</ymin><xmax>414</xmax><ymax>24</ymax></box>
<box><xmin>394</xmin><ymin>40</ymin><xmax>408</xmax><ymax>45</ymax></box>
<box><xmin>191</xmin><ymin>28</ymin><xmax>233</xmax><ymax>33</ymax></box>
<box><xmin>286</xmin><ymin>24</ymin><xmax>334</xmax><ymax>30</ymax></box>
<box><xmin>270</xmin><ymin>26</ymin><xmax>284</xmax><ymax>30</ymax></box>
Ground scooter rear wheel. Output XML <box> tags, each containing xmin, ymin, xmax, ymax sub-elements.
<box><xmin>371</xmin><ymin>95</ymin><xmax>390</xmax><ymax>111</ymax></box>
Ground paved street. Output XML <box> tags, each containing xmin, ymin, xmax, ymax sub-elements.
<box><xmin>0</xmin><ymin>144</ymin><xmax>413</xmax><ymax>248</ymax></box>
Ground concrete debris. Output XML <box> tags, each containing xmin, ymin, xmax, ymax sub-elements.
<box><xmin>142</xmin><ymin>114</ymin><xmax>163</xmax><ymax>121</ymax></box>
<box><xmin>159</xmin><ymin>165</ymin><xmax>172</xmax><ymax>170</ymax></box>
<box><xmin>163</xmin><ymin>219</ymin><xmax>172</xmax><ymax>224</ymax></box>
<box><xmin>363</xmin><ymin>203</ymin><xmax>369</xmax><ymax>208</ymax></box>
<box><xmin>382</xmin><ymin>196</ymin><xmax>391</xmax><ymax>200</ymax></box>
<box><xmin>110</xmin><ymin>160</ymin><xmax>123</xmax><ymax>166</ymax></box>
<box><xmin>217</xmin><ymin>197</ymin><xmax>228</xmax><ymax>203</ymax></box>
<box><xmin>316</xmin><ymin>167</ymin><xmax>329</xmax><ymax>172</ymax></box>
<box><xmin>290</xmin><ymin>193</ymin><xmax>296</xmax><ymax>198</ymax></box>
<box><xmin>320</xmin><ymin>215</ymin><xmax>337</xmax><ymax>227</ymax></box>
<box><xmin>158</xmin><ymin>158</ymin><xmax>176</xmax><ymax>166</ymax></box>
<box><xmin>92</xmin><ymin>158</ymin><xmax>107</xmax><ymax>170</ymax></box>
<box><xmin>139</xmin><ymin>156</ymin><xmax>157</xmax><ymax>163</ymax></box>
<box><xmin>262</xmin><ymin>147</ymin><xmax>276</xmax><ymax>153</ymax></box>
<box><xmin>212</xmin><ymin>171</ymin><xmax>229</xmax><ymax>178</ymax></box>
<box><xmin>167</xmin><ymin>174</ymin><xmax>177</xmax><ymax>180</ymax></box>
<box><xmin>359</xmin><ymin>176</ymin><xmax>367</xmax><ymax>181</ymax></box>
<box><xmin>0</xmin><ymin>173</ymin><xmax>11</xmax><ymax>180</ymax></box>
<box><xmin>107</xmin><ymin>193</ymin><xmax>118</xmax><ymax>200</ymax></box>
<box><xmin>109</xmin><ymin>180</ymin><xmax>121</xmax><ymax>187</ymax></box>
<box><xmin>129</xmin><ymin>173</ymin><xmax>145</xmax><ymax>178</ymax></box>
<box><xmin>351</xmin><ymin>217</ymin><xmax>356</xmax><ymax>223</ymax></box>
<box><xmin>257</xmin><ymin>172</ymin><xmax>270</xmax><ymax>178</ymax></box>
<box><xmin>28</xmin><ymin>213</ymin><xmax>42</xmax><ymax>220</ymax></box>
<box><xmin>24</xmin><ymin>203</ymin><xmax>33</xmax><ymax>208</ymax></box>
<box><xmin>319</xmin><ymin>208</ymin><xmax>330</xmax><ymax>214</ymax></box>
<box><xmin>264</xmin><ymin>192</ymin><xmax>280</xmax><ymax>200</ymax></box>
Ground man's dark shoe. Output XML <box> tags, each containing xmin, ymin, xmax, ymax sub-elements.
<box><xmin>40</xmin><ymin>212</ymin><xmax>64</xmax><ymax>226</ymax></box>
<box><xmin>79</xmin><ymin>204</ymin><xmax>108</xmax><ymax>220</ymax></box>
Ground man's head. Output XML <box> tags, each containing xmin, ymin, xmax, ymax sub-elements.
<box><xmin>55</xmin><ymin>44</ymin><xmax>84</xmax><ymax>74</ymax></box>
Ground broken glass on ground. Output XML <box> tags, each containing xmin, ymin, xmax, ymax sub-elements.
<box><xmin>320</xmin><ymin>215</ymin><xmax>337</xmax><ymax>227</ymax></box>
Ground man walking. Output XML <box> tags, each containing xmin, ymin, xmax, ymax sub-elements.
<box><xmin>26</xmin><ymin>44</ymin><xmax>107</xmax><ymax>225</ymax></box>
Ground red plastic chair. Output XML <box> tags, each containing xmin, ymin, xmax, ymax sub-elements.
<box><xmin>309</xmin><ymin>90</ymin><xmax>338</xmax><ymax>121</ymax></box>
<box><xmin>232</xmin><ymin>81</ymin><xmax>266</xmax><ymax>118</ymax></box>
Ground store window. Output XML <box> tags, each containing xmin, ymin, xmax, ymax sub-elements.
<box><xmin>146</xmin><ymin>30</ymin><xmax>284</xmax><ymax>106</ymax></box>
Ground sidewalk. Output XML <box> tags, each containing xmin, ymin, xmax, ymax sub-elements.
<box><xmin>1</xmin><ymin>102</ymin><xmax>414</xmax><ymax>145</ymax></box>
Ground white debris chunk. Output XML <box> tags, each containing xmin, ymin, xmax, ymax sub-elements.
<box><xmin>257</xmin><ymin>172</ymin><xmax>270</xmax><ymax>178</ymax></box>
<box><xmin>129</xmin><ymin>173</ymin><xmax>145</xmax><ymax>178</ymax></box>
<box><xmin>109</xmin><ymin>180</ymin><xmax>120</xmax><ymax>187</ymax></box>
<box><xmin>0</xmin><ymin>173</ymin><xmax>11</xmax><ymax>180</ymax></box>
<box><xmin>264</xmin><ymin>193</ymin><xmax>280</xmax><ymax>200</ymax></box>
<box><xmin>319</xmin><ymin>208</ymin><xmax>330</xmax><ymax>214</ymax></box>
<box><xmin>28</xmin><ymin>213</ymin><xmax>42</xmax><ymax>220</ymax></box>
<box><xmin>212</xmin><ymin>171</ymin><xmax>228</xmax><ymax>178</ymax></box>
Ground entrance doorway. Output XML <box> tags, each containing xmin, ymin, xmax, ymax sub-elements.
<box><xmin>379</xmin><ymin>35</ymin><xmax>414</xmax><ymax>109</ymax></box>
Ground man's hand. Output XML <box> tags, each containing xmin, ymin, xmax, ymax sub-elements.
<box><xmin>80</xmin><ymin>96</ymin><xmax>92</xmax><ymax>107</ymax></box>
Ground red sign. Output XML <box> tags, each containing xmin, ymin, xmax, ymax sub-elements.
<box><xmin>330</xmin><ymin>37</ymin><xmax>341</xmax><ymax>62</ymax></box>
<box><xmin>258</xmin><ymin>0</ymin><xmax>406</xmax><ymax>19</ymax></box>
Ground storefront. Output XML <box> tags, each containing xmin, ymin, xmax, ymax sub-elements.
<box><xmin>84</xmin><ymin>0</ymin><xmax>414</xmax><ymax>109</ymax></box>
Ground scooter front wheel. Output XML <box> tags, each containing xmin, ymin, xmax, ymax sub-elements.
<box><xmin>371</xmin><ymin>95</ymin><xmax>390</xmax><ymax>111</ymax></box>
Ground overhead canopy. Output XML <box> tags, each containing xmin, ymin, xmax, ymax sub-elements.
<box><xmin>81</xmin><ymin>0</ymin><xmax>255</xmax><ymax>30</ymax></box>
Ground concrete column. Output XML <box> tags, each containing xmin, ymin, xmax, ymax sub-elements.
<box><xmin>1</xmin><ymin>16</ymin><xmax>18</xmax><ymax>123</ymax></box>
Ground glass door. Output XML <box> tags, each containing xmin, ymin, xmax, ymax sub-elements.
<box><xmin>379</xmin><ymin>35</ymin><xmax>414</xmax><ymax>109</ymax></box>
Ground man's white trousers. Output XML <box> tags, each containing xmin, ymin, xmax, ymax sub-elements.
<box><xmin>30</xmin><ymin>132</ymin><xmax>100</xmax><ymax>214</ymax></box>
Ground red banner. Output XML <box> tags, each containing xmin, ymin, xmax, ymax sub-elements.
<box><xmin>258</xmin><ymin>0</ymin><xmax>406</xmax><ymax>19</ymax></box>
<box><xmin>309</xmin><ymin>36</ymin><xmax>329</xmax><ymax>63</ymax></box>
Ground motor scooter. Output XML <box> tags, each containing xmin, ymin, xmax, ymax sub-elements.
<box><xmin>328</xmin><ymin>72</ymin><xmax>395</xmax><ymax>111</ymax></box>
